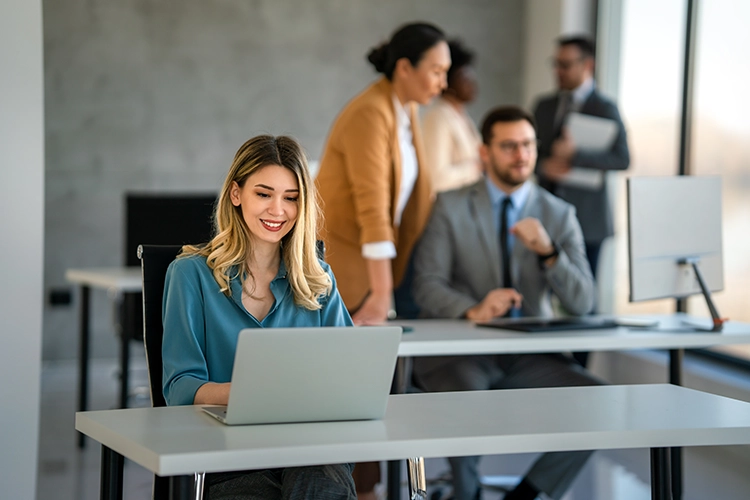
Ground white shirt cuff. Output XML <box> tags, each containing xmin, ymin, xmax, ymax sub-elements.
<box><xmin>362</xmin><ymin>241</ymin><xmax>397</xmax><ymax>259</ymax></box>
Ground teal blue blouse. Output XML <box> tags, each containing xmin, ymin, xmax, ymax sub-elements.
<box><xmin>162</xmin><ymin>254</ymin><xmax>353</xmax><ymax>406</ymax></box>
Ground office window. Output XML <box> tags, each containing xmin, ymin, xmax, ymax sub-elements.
<box><xmin>689</xmin><ymin>0</ymin><xmax>750</xmax><ymax>360</ymax></box>
<box><xmin>612</xmin><ymin>0</ymin><xmax>687</xmax><ymax>315</ymax></box>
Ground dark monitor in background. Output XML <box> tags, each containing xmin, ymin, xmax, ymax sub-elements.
<box><xmin>123</xmin><ymin>193</ymin><xmax>217</xmax><ymax>341</ymax></box>
<box><xmin>627</xmin><ymin>176</ymin><xmax>726</xmax><ymax>331</ymax></box>
<box><xmin>124</xmin><ymin>193</ymin><xmax>217</xmax><ymax>266</ymax></box>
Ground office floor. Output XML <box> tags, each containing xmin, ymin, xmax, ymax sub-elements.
<box><xmin>38</xmin><ymin>352</ymin><xmax>750</xmax><ymax>500</ymax></box>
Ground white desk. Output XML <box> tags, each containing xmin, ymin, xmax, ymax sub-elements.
<box><xmin>65</xmin><ymin>267</ymin><xmax>142</xmax><ymax>291</ymax></box>
<box><xmin>77</xmin><ymin>384</ymin><xmax>750</xmax><ymax>500</ymax></box>
<box><xmin>66</xmin><ymin>266</ymin><xmax>142</xmax><ymax>448</ymax></box>
<box><xmin>395</xmin><ymin>315</ymin><xmax>750</xmax><ymax>357</ymax></box>
<box><xmin>392</xmin><ymin>314</ymin><xmax>750</xmax><ymax>500</ymax></box>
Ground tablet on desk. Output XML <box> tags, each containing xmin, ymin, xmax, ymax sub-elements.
<box><xmin>477</xmin><ymin>317</ymin><xmax>619</xmax><ymax>333</ymax></box>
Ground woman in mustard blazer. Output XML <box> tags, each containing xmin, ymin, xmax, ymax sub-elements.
<box><xmin>315</xmin><ymin>22</ymin><xmax>450</xmax><ymax>499</ymax></box>
<box><xmin>317</xmin><ymin>22</ymin><xmax>450</xmax><ymax>325</ymax></box>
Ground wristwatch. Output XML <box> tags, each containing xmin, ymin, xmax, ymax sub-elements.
<box><xmin>537</xmin><ymin>243</ymin><xmax>560</xmax><ymax>268</ymax></box>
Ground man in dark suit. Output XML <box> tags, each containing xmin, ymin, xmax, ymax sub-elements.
<box><xmin>412</xmin><ymin>106</ymin><xmax>602</xmax><ymax>500</ymax></box>
<box><xmin>533</xmin><ymin>36</ymin><xmax>629</xmax><ymax>283</ymax></box>
<box><xmin>534</xmin><ymin>36</ymin><xmax>629</xmax><ymax>367</ymax></box>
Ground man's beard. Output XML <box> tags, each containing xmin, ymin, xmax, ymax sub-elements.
<box><xmin>492</xmin><ymin>162</ymin><xmax>528</xmax><ymax>187</ymax></box>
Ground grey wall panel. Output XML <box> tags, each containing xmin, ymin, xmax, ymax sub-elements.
<box><xmin>43</xmin><ymin>0</ymin><xmax>525</xmax><ymax>359</ymax></box>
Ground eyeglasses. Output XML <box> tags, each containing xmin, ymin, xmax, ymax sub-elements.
<box><xmin>551</xmin><ymin>57</ymin><xmax>584</xmax><ymax>70</ymax></box>
<box><xmin>497</xmin><ymin>139</ymin><xmax>539</xmax><ymax>155</ymax></box>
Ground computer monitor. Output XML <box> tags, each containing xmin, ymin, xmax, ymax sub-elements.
<box><xmin>627</xmin><ymin>176</ymin><xmax>726</xmax><ymax>330</ymax></box>
<box><xmin>122</xmin><ymin>193</ymin><xmax>217</xmax><ymax>340</ymax></box>
<box><xmin>124</xmin><ymin>193</ymin><xmax>217</xmax><ymax>266</ymax></box>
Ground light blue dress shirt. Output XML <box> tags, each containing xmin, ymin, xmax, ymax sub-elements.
<box><xmin>484</xmin><ymin>177</ymin><xmax>531</xmax><ymax>253</ymax></box>
<box><xmin>484</xmin><ymin>177</ymin><xmax>532</xmax><ymax>317</ymax></box>
<box><xmin>161</xmin><ymin>254</ymin><xmax>353</xmax><ymax>406</ymax></box>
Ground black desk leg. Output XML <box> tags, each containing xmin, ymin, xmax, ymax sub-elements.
<box><xmin>169</xmin><ymin>475</ymin><xmax>193</xmax><ymax>500</ymax></box>
<box><xmin>669</xmin><ymin>349</ymin><xmax>683</xmax><ymax>386</ymax></box>
<box><xmin>669</xmin><ymin>348</ymin><xmax>683</xmax><ymax>500</ymax></box>
<box><xmin>78</xmin><ymin>285</ymin><xmax>91</xmax><ymax>448</ymax></box>
<box><xmin>650</xmin><ymin>447</ymin><xmax>671</xmax><ymax>500</ymax></box>
<box><xmin>388</xmin><ymin>460</ymin><xmax>401</xmax><ymax>500</ymax></box>
<box><xmin>118</xmin><ymin>297</ymin><xmax>130</xmax><ymax>409</ymax></box>
<box><xmin>670</xmin><ymin>448</ymin><xmax>682</xmax><ymax>500</ymax></box>
<box><xmin>100</xmin><ymin>445</ymin><xmax>124</xmax><ymax>500</ymax></box>
<box><xmin>386</xmin><ymin>357</ymin><xmax>412</xmax><ymax>500</ymax></box>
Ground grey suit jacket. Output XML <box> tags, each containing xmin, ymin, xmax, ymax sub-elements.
<box><xmin>413</xmin><ymin>180</ymin><xmax>595</xmax><ymax>321</ymax></box>
<box><xmin>533</xmin><ymin>89</ymin><xmax>630</xmax><ymax>244</ymax></box>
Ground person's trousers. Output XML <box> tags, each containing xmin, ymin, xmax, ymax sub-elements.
<box><xmin>414</xmin><ymin>353</ymin><xmax>604</xmax><ymax>500</ymax></box>
<box><xmin>348</xmin><ymin>254</ymin><xmax>420</xmax><ymax>494</ymax></box>
<box><xmin>574</xmin><ymin>241</ymin><xmax>603</xmax><ymax>367</ymax></box>
<box><xmin>584</xmin><ymin>242</ymin><xmax>602</xmax><ymax>281</ymax></box>
<box><xmin>207</xmin><ymin>464</ymin><xmax>357</xmax><ymax>500</ymax></box>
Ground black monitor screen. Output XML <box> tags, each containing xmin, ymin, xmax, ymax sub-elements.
<box><xmin>123</xmin><ymin>193</ymin><xmax>217</xmax><ymax>341</ymax></box>
<box><xmin>124</xmin><ymin>193</ymin><xmax>217</xmax><ymax>266</ymax></box>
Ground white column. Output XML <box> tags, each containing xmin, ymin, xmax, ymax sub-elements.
<box><xmin>596</xmin><ymin>0</ymin><xmax>626</xmax><ymax>314</ymax></box>
<box><xmin>522</xmin><ymin>0</ymin><xmax>596</xmax><ymax>108</ymax></box>
<box><xmin>0</xmin><ymin>0</ymin><xmax>44</xmax><ymax>497</ymax></box>
<box><xmin>596</xmin><ymin>0</ymin><xmax>625</xmax><ymax>99</ymax></box>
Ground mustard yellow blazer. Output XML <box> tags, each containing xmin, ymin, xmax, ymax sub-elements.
<box><xmin>316</xmin><ymin>78</ymin><xmax>434</xmax><ymax>310</ymax></box>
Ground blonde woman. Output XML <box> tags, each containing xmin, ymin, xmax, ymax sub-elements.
<box><xmin>162</xmin><ymin>135</ymin><xmax>356</xmax><ymax>499</ymax></box>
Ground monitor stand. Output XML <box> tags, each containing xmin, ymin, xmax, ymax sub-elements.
<box><xmin>675</xmin><ymin>258</ymin><xmax>727</xmax><ymax>333</ymax></box>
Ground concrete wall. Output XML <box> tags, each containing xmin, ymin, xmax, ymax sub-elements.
<box><xmin>43</xmin><ymin>0</ymin><xmax>526</xmax><ymax>360</ymax></box>
<box><xmin>0</xmin><ymin>0</ymin><xmax>44</xmax><ymax>496</ymax></box>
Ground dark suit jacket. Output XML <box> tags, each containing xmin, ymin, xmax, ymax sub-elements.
<box><xmin>533</xmin><ymin>89</ymin><xmax>630</xmax><ymax>244</ymax></box>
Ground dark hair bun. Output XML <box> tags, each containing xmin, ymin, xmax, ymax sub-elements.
<box><xmin>367</xmin><ymin>42</ymin><xmax>390</xmax><ymax>74</ymax></box>
<box><xmin>366</xmin><ymin>23</ymin><xmax>445</xmax><ymax>80</ymax></box>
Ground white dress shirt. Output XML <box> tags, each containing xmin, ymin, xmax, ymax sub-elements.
<box><xmin>361</xmin><ymin>95</ymin><xmax>419</xmax><ymax>260</ymax></box>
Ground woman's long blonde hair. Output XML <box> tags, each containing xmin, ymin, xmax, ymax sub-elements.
<box><xmin>182</xmin><ymin>135</ymin><xmax>331</xmax><ymax>310</ymax></box>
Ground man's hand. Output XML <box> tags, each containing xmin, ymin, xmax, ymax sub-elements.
<box><xmin>352</xmin><ymin>291</ymin><xmax>391</xmax><ymax>325</ymax></box>
<box><xmin>511</xmin><ymin>218</ymin><xmax>554</xmax><ymax>255</ymax></box>
<box><xmin>551</xmin><ymin>127</ymin><xmax>576</xmax><ymax>160</ymax></box>
<box><xmin>540</xmin><ymin>157</ymin><xmax>572</xmax><ymax>182</ymax></box>
<box><xmin>465</xmin><ymin>288</ymin><xmax>523</xmax><ymax>322</ymax></box>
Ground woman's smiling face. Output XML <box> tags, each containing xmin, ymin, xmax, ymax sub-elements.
<box><xmin>230</xmin><ymin>164</ymin><xmax>299</xmax><ymax>249</ymax></box>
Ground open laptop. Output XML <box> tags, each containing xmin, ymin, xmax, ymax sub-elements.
<box><xmin>201</xmin><ymin>326</ymin><xmax>402</xmax><ymax>425</ymax></box>
<box><xmin>477</xmin><ymin>316</ymin><xmax>619</xmax><ymax>333</ymax></box>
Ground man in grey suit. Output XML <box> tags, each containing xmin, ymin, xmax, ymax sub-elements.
<box><xmin>412</xmin><ymin>106</ymin><xmax>601</xmax><ymax>500</ymax></box>
<box><xmin>534</xmin><ymin>36</ymin><xmax>629</xmax><ymax>282</ymax></box>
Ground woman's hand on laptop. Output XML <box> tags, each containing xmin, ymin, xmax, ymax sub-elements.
<box><xmin>465</xmin><ymin>289</ymin><xmax>523</xmax><ymax>322</ymax></box>
<box><xmin>193</xmin><ymin>382</ymin><xmax>232</xmax><ymax>406</ymax></box>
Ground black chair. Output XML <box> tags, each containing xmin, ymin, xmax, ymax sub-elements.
<box><xmin>138</xmin><ymin>241</ymin><xmax>328</xmax><ymax>499</ymax></box>
<box><xmin>138</xmin><ymin>244</ymin><xmax>205</xmax><ymax>500</ymax></box>
<box><xmin>119</xmin><ymin>194</ymin><xmax>216</xmax><ymax>409</ymax></box>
